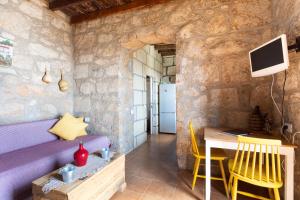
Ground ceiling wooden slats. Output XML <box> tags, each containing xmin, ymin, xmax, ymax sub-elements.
<box><xmin>154</xmin><ymin>44</ymin><xmax>176</xmax><ymax>56</ymax></box>
<box><xmin>48</xmin><ymin>0</ymin><xmax>171</xmax><ymax>24</ymax></box>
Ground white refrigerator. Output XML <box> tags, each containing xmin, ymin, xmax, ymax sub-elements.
<box><xmin>159</xmin><ymin>84</ymin><xmax>176</xmax><ymax>134</ymax></box>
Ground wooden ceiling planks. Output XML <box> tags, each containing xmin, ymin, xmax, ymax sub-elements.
<box><xmin>154</xmin><ymin>44</ymin><xmax>176</xmax><ymax>56</ymax></box>
<box><xmin>48</xmin><ymin>0</ymin><xmax>172</xmax><ymax>24</ymax></box>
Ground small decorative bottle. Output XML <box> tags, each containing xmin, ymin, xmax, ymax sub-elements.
<box><xmin>73</xmin><ymin>141</ymin><xmax>89</xmax><ymax>167</ymax></box>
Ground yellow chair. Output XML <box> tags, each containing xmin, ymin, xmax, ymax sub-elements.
<box><xmin>188</xmin><ymin>121</ymin><xmax>229</xmax><ymax>198</ymax></box>
<box><xmin>228</xmin><ymin>136</ymin><xmax>283</xmax><ymax>200</ymax></box>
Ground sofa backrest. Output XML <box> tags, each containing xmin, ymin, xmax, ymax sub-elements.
<box><xmin>0</xmin><ymin>119</ymin><xmax>58</xmax><ymax>154</ymax></box>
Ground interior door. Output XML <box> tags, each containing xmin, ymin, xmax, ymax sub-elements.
<box><xmin>147</xmin><ymin>76</ymin><xmax>153</xmax><ymax>135</ymax></box>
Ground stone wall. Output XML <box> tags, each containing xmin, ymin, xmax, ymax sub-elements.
<box><xmin>162</xmin><ymin>55</ymin><xmax>176</xmax><ymax>83</ymax></box>
<box><xmin>73</xmin><ymin>0</ymin><xmax>274</xmax><ymax>165</ymax></box>
<box><xmin>272</xmin><ymin>0</ymin><xmax>300</xmax><ymax>197</ymax></box>
<box><xmin>132</xmin><ymin>45</ymin><xmax>162</xmax><ymax>149</ymax></box>
<box><xmin>0</xmin><ymin>0</ymin><xmax>74</xmax><ymax>124</ymax></box>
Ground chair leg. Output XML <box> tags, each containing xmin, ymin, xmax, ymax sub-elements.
<box><xmin>192</xmin><ymin>158</ymin><xmax>200</xmax><ymax>190</ymax></box>
<box><xmin>231</xmin><ymin>177</ymin><xmax>238</xmax><ymax>200</ymax></box>
<box><xmin>219</xmin><ymin>160</ymin><xmax>229</xmax><ymax>198</ymax></box>
<box><xmin>192</xmin><ymin>158</ymin><xmax>197</xmax><ymax>175</ymax></box>
<box><xmin>268</xmin><ymin>188</ymin><xmax>274</xmax><ymax>200</ymax></box>
<box><xmin>274</xmin><ymin>188</ymin><xmax>280</xmax><ymax>200</ymax></box>
<box><xmin>228</xmin><ymin>174</ymin><xmax>233</xmax><ymax>197</ymax></box>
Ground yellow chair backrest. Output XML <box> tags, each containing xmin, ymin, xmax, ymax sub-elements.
<box><xmin>188</xmin><ymin>121</ymin><xmax>199</xmax><ymax>156</ymax></box>
<box><xmin>231</xmin><ymin>136</ymin><xmax>282</xmax><ymax>184</ymax></box>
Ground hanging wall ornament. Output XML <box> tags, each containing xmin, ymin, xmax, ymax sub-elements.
<box><xmin>58</xmin><ymin>69</ymin><xmax>68</xmax><ymax>92</ymax></box>
<box><xmin>42</xmin><ymin>67</ymin><xmax>52</xmax><ymax>84</ymax></box>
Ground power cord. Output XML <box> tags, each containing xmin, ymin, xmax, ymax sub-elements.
<box><xmin>271</xmin><ymin>73</ymin><xmax>289</xmax><ymax>141</ymax></box>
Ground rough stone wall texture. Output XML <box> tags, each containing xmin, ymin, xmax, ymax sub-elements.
<box><xmin>0</xmin><ymin>0</ymin><xmax>74</xmax><ymax>124</ymax></box>
<box><xmin>272</xmin><ymin>0</ymin><xmax>300</xmax><ymax>198</ymax></box>
<box><xmin>73</xmin><ymin>0</ymin><xmax>275</xmax><ymax>164</ymax></box>
<box><xmin>162</xmin><ymin>55</ymin><xmax>176</xmax><ymax>83</ymax></box>
<box><xmin>132</xmin><ymin>45</ymin><xmax>162</xmax><ymax>150</ymax></box>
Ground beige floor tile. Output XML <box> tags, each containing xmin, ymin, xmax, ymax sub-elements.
<box><xmin>126</xmin><ymin>175</ymin><xmax>152</xmax><ymax>193</ymax></box>
<box><xmin>111</xmin><ymin>189</ymin><xmax>143</xmax><ymax>200</ymax></box>
<box><xmin>143</xmin><ymin>180</ymin><xmax>177</xmax><ymax>198</ymax></box>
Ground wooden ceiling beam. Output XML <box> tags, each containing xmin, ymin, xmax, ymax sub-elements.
<box><xmin>159</xmin><ymin>49</ymin><xmax>176</xmax><ymax>56</ymax></box>
<box><xmin>154</xmin><ymin>44</ymin><xmax>176</xmax><ymax>51</ymax></box>
<box><xmin>160</xmin><ymin>51</ymin><xmax>176</xmax><ymax>56</ymax></box>
<box><xmin>49</xmin><ymin>0</ymin><xmax>91</xmax><ymax>11</ymax></box>
<box><xmin>70</xmin><ymin>0</ymin><xmax>172</xmax><ymax>24</ymax></box>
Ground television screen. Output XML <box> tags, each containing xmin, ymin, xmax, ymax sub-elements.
<box><xmin>249</xmin><ymin>34</ymin><xmax>289</xmax><ymax>77</ymax></box>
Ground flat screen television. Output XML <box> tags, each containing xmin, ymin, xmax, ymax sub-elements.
<box><xmin>249</xmin><ymin>34</ymin><xmax>289</xmax><ymax>77</ymax></box>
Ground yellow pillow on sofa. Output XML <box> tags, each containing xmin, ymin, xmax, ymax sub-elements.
<box><xmin>75</xmin><ymin>117</ymin><xmax>88</xmax><ymax>136</ymax></box>
<box><xmin>49</xmin><ymin>113</ymin><xmax>88</xmax><ymax>140</ymax></box>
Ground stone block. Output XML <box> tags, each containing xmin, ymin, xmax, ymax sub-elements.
<box><xmin>0</xmin><ymin>0</ymin><xmax>8</xmax><ymax>4</ymax></box>
<box><xmin>74</xmin><ymin>96</ymin><xmax>91</xmax><ymax>112</ymax></box>
<box><xmin>163</xmin><ymin>56</ymin><xmax>175</xmax><ymax>67</ymax></box>
<box><xmin>0</xmin><ymin>102</ymin><xmax>25</xmax><ymax>121</ymax></box>
<box><xmin>147</xmin><ymin>54</ymin><xmax>155</xmax><ymax>69</ymax></box>
<box><xmin>136</xmin><ymin>105</ymin><xmax>146</xmax><ymax>120</ymax></box>
<box><xmin>133</xmin><ymin>75</ymin><xmax>144</xmax><ymax>90</ymax></box>
<box><xmin>250</xmin><ymin>84</ymin><xmax>272</xmax><ymax>114</ymax></box>
<box><xmin>231</xmin><ymin>0</ymin><xmax>271</xmax><ymax>30</ymax></box>
<box><xmin>74</xmin><ymin>33</ymin><xmax>96</xmax><ymax>50</ymax></box>
<box><xmin>178</xmin><ymin>8</ymin><xmax>229</xmax><ymax>39</ymax></box>
<box><xmin>96</xmin><ymin>79</ymin><xmax>118</xmax><ymax>94</ymax></box>
<box><xmin>0</xmin><ymin>10</ymin><xmax>31</xmax><ymax>39</ymax></box>
<box><xmin>226</xmin><ymin>111</ymin><xmax>249</xmax><ymax>129</ymax></box>
<box><xmin>19</xmin><ymin>1</ymin><xmax>43</xmax><ymax>20</ymax></box>
<box><xmin>74</xmin><ymin>64</ymin><xmax>89</xmax><ymax>79</ymax></box>
<box><xmin>79</xmin><ymin>54</ymin><xmax>93</xmax><ymax>63</ymax></box>
<box><xmin>80</xmin><ymin>81</ymin><xmax>95</xmax><ymax>95</ymax></box>
<box><xmin>167</xmin><ymin>66</ymin><xmax>176</xmax><ymax>76</ymax></box>
<box><xmin>136</xmin><ymin>49</ymin><xmax>147</xmax><ymax>64</ymax></box>
<box><xmin>209</xmin><ymin>88</ymin><xmax>239</xmax><ymax>109</ymax></box>
<box><xmin>154</xmin><ymin>60</ymin><xmax>161</xmax><ymax>72</ymax></box>
<box><xmin>134</xmin><ymin>90</ymin><xmax>143</xmax><ymax>105</ymax></box>
<box><xmin>98</xmin><ymin>33</ymin><xmax>113</xmax><ymax>43</ymax></box>
<box><xmin>135</xmin><ymin>132</ymin><xmax>147</xmax><ymax>147</ymax></box>
<box><xmin>29</xmin><ymin>43</ymin><xmax>59</xmax><ymax>58</ymax></box>
<box><xmin>133</xmin><ymin>59</ymin><xmax>143</xmax><ymax>76</ymax></box>
<box><xmin>220</xmin><ymin>54</ymin><xmax>250</xmax><ymax>84</ymax></box>
<box><xmin>134</xmin><ymin>120</ymin><xmax>145</xmax><ymax>136</ymax></box>
<box><xmin>105</xmin><ymin>65</ymin><xmax>118</xmax><ymax>76</ymax></box>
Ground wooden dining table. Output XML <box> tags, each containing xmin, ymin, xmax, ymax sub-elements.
<box><xmin>204</xmin><ymin>127</ymin><xmax>296</xmax><ymax>200</ymax></box>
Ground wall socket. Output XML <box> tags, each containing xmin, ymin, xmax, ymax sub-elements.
<box><xmin>284</xmin><ymin>123</ymin><xmax>293</xmax><ymax>133</ymax></box>
<box><xmin>84</xmin><ymin>117</ymin><xmax>90</xmax><ymax>123</ymax></box>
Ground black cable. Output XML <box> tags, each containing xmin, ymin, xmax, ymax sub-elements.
<box><xmin>281</xmin><ymin>70</ymin><xmax>287</xmax><ymax>127</ymax></box>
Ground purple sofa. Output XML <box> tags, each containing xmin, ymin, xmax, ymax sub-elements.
<box><xmin>0</xmin><ymin>119</ymin><xmax>110</xmax><ymax>200</ymax></box>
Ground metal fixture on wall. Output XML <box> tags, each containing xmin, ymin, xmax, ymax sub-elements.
<box><xmin>288</xmin><ymin>36</ymin><xmax>300</xmax><ymax>52</ymax></box>
<box><xmin>41</xmin><ymin>67</ymin><xmax>52</xmax><ymax>84</ymax></box>
<box><xmin>58</xmin><ymin>69</ymin><xmax>68</xmax><ymax>92</ymax></box>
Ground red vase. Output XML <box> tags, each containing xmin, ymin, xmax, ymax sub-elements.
<box><xmin>74</xmin><ymin>142</ymin><xmax>89</xmax><ymax>167</ymax></box>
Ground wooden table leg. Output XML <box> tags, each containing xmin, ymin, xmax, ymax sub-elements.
<box><xmin>205</xmin><ymin>141</ymin><xmax>211</xmax><ymax>200</ymax></box>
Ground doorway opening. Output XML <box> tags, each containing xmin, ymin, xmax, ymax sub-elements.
<box><xmin>154</xmin><ymin>44</ymin><xmax>177</xmax><ymax>135</ymax></box>
<box><xmin>146</xmin><ymin>76</ymin><xmax>152</xmax><ymax>135</ymax></box>
<box><xmin>132</xmin><ymin>45</ymin><xmax>163</xmax><ymax>149</ymax></box>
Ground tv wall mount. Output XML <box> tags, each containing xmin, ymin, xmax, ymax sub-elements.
<box><xmin>288</xmin><ymin>36</ymin><xmax>300</xmax><ymax>52</ymax></box>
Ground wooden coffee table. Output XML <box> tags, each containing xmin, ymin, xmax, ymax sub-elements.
<box><xmin>32</xmin><ymin>153</ymin><xmax>126</xmax><ymax>200</ymax></box>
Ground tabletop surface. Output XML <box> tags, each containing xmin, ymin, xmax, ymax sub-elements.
<box><xmin>32</xmin><ymin>152</ymin><xmax>123</xmax><ymax>192</ymax></box>
<box><xmin>204</xmin><ymin>127</ymin><xmax>297</xmax><ymax>148</ymax></box>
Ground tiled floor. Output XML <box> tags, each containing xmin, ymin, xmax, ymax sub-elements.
<box><xmin>111</xmin><ymin>134</ymin><xmax>228</xmax><ymax>200</ymax></box>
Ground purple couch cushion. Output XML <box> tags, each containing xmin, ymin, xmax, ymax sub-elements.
<box><xmin>0</xmin><ymin>135</ymin><xmax>110</xmax><ymax>200</ymax></box>
<box><xmin>0</xmin><ymin>119</ymin><xmax>58</xmax><ymax>154</ymax></box>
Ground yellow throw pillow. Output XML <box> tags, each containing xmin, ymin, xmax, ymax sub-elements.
<box><xmin>75</xmin><ymin>117</ymin><xmax>88</xmax><ymax>137</ymax></box>
<box><xmin>49</xmin><ymin>113</ymin><xmax>88</xmax><ymax>140</ymax></box>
